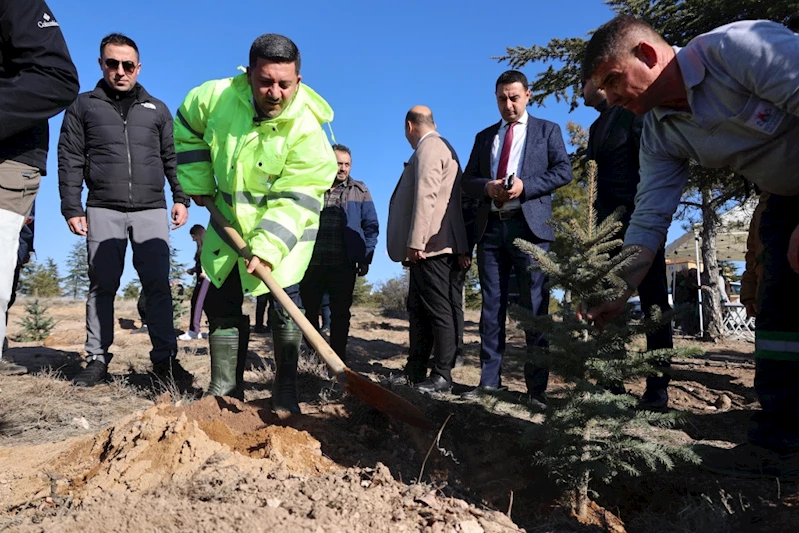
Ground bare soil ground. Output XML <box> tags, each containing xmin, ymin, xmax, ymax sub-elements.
<box><xmin>0</xmin><ymin>299</ymin><xmax>796</xmax><ymax>532</ymax></box>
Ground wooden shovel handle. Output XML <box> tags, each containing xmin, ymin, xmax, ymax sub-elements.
<box><xmin>201</xmin><ymin>198</ymin><xmax>346</xmax><ymax>375</ymax></box>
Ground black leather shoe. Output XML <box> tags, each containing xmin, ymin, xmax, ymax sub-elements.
<box><xmin>521</xmin><ymin>391</ymin><xmax>548</xmax><ymax>412</ymax></box>
<box><xmin>637</xmin><ymin>388</ymin><xmax>669</xmax><ymax>411</ymax></box>
<box><xmin>72</xmin><ymin>360</ymin><xmax>108</xmax><ymax>387</ymax></box>
<box><xmin>461</xmin><ymin>384</ymin><xmax>508</xmax><ymax>401</ymax></box>
<box><xmin>415</xmin><ymin>375</ymin><xmax>451</xmax><ymax>394</ymax></box>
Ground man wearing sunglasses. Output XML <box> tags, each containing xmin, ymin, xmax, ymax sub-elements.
<box><xmin>58</xmin><ymin>33</ymin><xmax>191</xmax><ymax>388</ymax></box>
<box><xmin>0</xmin><ymin>0</ymin><xmax>78</xmax><ymax>375</ymax></box>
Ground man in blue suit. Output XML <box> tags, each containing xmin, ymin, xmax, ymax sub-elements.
<box><xmin>461</xmin><ymin>70</ymin><xmax>572</xmax><ymax>405</ymax></box>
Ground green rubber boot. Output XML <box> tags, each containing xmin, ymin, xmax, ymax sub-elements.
<box><xmin>206</xmin><ymin>317</ymin><xmax>244</xmax><ymax>399</ymax></box>
<box><xmin>234</xmin><ymin>315</ymin><xmax>251</xmax><ymax>399</ymax></box>
<box><xmin>271</xmin><ymin>307</ymin><xmax>302</xmax><ymax>416</ymax></box>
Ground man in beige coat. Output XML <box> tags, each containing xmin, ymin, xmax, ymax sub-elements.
<box><xmin>387</xmin><ymin>106</ymin><xmax>469</xmax><ymax>393</ymax></box>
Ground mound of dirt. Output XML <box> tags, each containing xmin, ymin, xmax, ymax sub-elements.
<box><xmin>1</xmin><ymin>398</ymin><xmax>523</xmax><ymax>533</ymax></box>
<box><xmin>0</xmin><ymin>398</ymin><xmax>332</xmax><ymax>508</ymax></box>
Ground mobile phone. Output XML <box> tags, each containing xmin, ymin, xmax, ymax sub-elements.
<box><xmin>504</xmin><ymin>173</ymin><xmax>515</xmax><ymax>191</ymax></box>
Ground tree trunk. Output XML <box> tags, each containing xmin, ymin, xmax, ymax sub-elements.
<box><xmin>563</xmin><ymin>290</ymin><xmax>573</xmax><ymax>315</ymax></box>
<box><xmin>700</xmin><ymin>185</ymin><xmax>724</xmax><ymax>341</ymax></box>
<box><xmin>575</xmin><ymin>424</ymin><xmax>590</xmax><ymax>519</ymax></box>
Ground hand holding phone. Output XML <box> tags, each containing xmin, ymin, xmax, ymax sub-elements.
<box><xmin>504</xmin><ymin>173</ymin><xmax>515</xmax><ymax>191</ymax></box>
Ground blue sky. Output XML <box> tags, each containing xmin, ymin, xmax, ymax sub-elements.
<box><xmin>36</xmin><ymin>0</ymin><xmax>694</xmax><ymax>291</ymax></box>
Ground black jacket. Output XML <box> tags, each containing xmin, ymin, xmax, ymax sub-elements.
<box><xmin>0</xmin><ymin>0</ymin><xmax>79</xmax><ymax>173</ymax></box>
<box><xmin>58</xmin><ymin>81</ymin><xmax>189</xmax><ymax>219</ymax></box>
<box><xmin>586</xmin><ymin>103</ymin><xmax>644</xmax><ymax>225</ymax></box>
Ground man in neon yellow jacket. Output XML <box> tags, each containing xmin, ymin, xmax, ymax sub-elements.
<box><xmin>174</xmin><ymin>34</ymin><xmax>336</xmax><ymax>415</ymax></box>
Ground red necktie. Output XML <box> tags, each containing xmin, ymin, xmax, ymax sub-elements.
<box><xmin>494</xmin><ymin>121</ymin><xmax>516</xmax><ymax>207</ymax></box>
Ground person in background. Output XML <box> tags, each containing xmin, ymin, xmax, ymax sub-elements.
<box><xmin>387</xmin><ymin>106</ymin><xmax>469</xmax><ymax>393</ymax></box>
<box><xmin>179</xmin><ymin>224</ymin><xmax>209</xmax><ymax>340</ymax></box>
<box><xmin>58</xmin><ymin>33</ymin><xmax>190</xmax><ymax>387</ymax></box>
<box><xmin>300</xmin><ymin>144</ymin><xmax>378</xmax><ymax>362</ymax></box>
<box><xmin>740</xmin><ymin>191</ymin><xmax>770</xmax><ymax>318</ymax></box>
<box><xmin>460</xmin><ymin>70</ymin><xmax>573</xmax><ymax>405</ymax></box>
<box><xmin>582</xmin><ymin>77</ymin><xmax>673</xmax><ymax>410</ymax></box>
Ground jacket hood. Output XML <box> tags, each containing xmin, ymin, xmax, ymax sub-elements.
<box><xmin>231</xmin><ymin>72</ymin><xmax>333</xmax><ymax>125</ymax></box>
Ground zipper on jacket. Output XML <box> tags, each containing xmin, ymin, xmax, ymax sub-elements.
<box><xmin>124</xmin><ymin>119</ymin><xmax>132</xmax><ymax>205</ymax></box>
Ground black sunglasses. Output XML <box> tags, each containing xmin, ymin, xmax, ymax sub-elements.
<box><xmin>104</xmin><ymin>58</ymin><xmax>137</xmax><ymax>74</ymax></box>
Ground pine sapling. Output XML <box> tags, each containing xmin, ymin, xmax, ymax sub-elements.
<box><xmin>511</xmin><ymin>160</ymin><xmax>698</xmax><ymax>518</ymax></box>
<box><xmin>17</xmin><ymin>299</ymin><xmax>56</xmax><ymax>342</ymax></box>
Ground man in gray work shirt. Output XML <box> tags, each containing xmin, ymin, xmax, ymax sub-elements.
<box><xmin>582</xmin><ymin>16</ymin><xmax>799</xmax><ymax>479</ymax></box>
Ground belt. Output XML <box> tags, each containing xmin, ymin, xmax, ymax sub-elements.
<box><xmin>488</xmin><ymin>209</ymin><xmax>522</xmax><ymax>221</ymax></box>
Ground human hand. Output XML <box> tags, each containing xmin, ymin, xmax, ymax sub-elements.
<box><xmin>67</xmin><ymin>216</ymin><xmax>88</xmax><ymax>236</ymax></box>
<box><xmin>485</xmin><ymin>179</ymin><xmax>508</xmax><ymax>203</ymax></box>
<box><xmin>578</xmin><ymin>291</ymin><xmax>631</xmax><ymax>330</ymax></box>
<box><xmin>506</xmin><ymin>174</ymin><xmax>524</xmax><ymax>200</ymax></box>
<box><xmin>357</xmin><ymin>263</ymin><xmax>369</xmax><ymax>276</ymax></box>
<box><xmin>246</xmin><ymin>254</ymin><xmax>273</xmax><ymax>274</ymax></box>
<box><xmin>171</xmin><ymin>203</ymin><xmax>188</xmax><ymax>230</ymax></box>
<box><xmin>406</xmin><ymin>248</ymin><xmax>426</xmax><ymax>264</ymax></box>
<box><xmin>458</xmin><ymin>254</ymin><xmax>471</xmax><ymax>270</ymax></box>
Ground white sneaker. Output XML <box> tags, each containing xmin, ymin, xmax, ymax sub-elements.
<box><xmin>178</xmin><ymin>331</ymin><xmax>199</xmax><ymax>341</ymax></box>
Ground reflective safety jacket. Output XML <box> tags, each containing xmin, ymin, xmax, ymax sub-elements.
<box><xmin>174</xmin><ymin>73</ymin><xmax>336</xmax><ymax>295</ymax></box>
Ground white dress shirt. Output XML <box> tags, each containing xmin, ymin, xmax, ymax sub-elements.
<box><xmin>490</xmin><ymin>112</ymin><xmax>528</xmax><ymax>211</ymax></box>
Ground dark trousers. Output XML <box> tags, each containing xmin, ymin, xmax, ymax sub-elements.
<box><xmin>204</xmin><ymin>267</ymin><xmax>301</xmax><ymax>326</ymax></box>
<box><xmin>406</xmin><ymin>254</ymin><xmax>465</xmax><ymax>384</ymax></box>
<box><xmin>628</xmin><ymin>242</ymin><xmax>674</xmax><ymax>390</ymax></box>
<box><xmin>454</xmin><ymin>268</ymin><xmax>466</xmax><ymax>362</ymax></box>
<box><xmin>255</xmin><ymin>293</ymin><xmax>273</xmax><ymax>329</ymax></box>
<box><xmin>477</xmin><ymin>214</ymin><xmax>549</xmax><ymax>389</ymax></box>
<box><xmin>320</xmin><ymin>292</ymin><xmax>331</xmax><ymax>330</ymax></box>
<box><xmin>750</xmin><ymin>194</ymin><xmax>799</xmax><ymax>453</ymax></box>
<box><xmin>85</xmin><ymin>207</ymin><xmax>174</xmax><ymax>364</ymax></box>
<box><xmin>137</xmin><ymin>291</ymin><xmax>147</xmax><ymax>325</ymax></box>
<box><xmin>300</xmin><ymin>264</ymin><xmax>356</xmax><ymax>361</ymax></box>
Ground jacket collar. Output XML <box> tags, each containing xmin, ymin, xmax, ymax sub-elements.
<box><xmin>91</xmin><ymin>80</ymin><xmax>150</xmax><ymax>103</ymax></box>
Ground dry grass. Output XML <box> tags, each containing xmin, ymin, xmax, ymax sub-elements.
<box><xmin>0</xmin><ymin>366</ymin><xmax>150</xmax><ymax>446</ymax></box>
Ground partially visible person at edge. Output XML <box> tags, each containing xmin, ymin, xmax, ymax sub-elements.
<box><xmin>0</xmin><ymin>0</ymin><xmax>79</xmax><ymax>375</ymax></box>
<box><xmin>174</xmin><ymin>33</ymin><xmax>336</xmax><ymax>415</ymax></box>
<box><xmin>300</xmin><ymin>143</ymin><xmax>379</xmax><ymax>363</ymax></box>
<box><xmin>582</xmin><ymin>77</ymin><xmax>674</xmax><ymax>410</ymax></box>
<box><xmin>581</xmin><ymin>15</ymin><xmax>799</xmax><ymax>479</ymax></box>
<box><xmin>387</xmin><ymin>106</ymin><xmax>469</xmax><ymax>393</ymax></box>
<box><xmin>179</xmin><ymin>225</ymin><xmax>210</xmax><ymax>340</ymax></box>
<box><xmin>4</xmin><ymin>204</ymin><xmax>37</xmax><ymax>353</ymax></box>
<box><xmin>460</xmin><ymin>70</ymin><xmax>573</xmax><ymax>407</ymax></box>
<box><xmin>740</xmin><ymin>15</ymin><xmax>797</xmax><ymax>319</ymax></box>
<box><xmin>58</xmin><ymin>33</ymin><xmax>191</xmax><ymax>388</ymax></box>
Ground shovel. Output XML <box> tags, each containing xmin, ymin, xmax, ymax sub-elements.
<box><xmin>201</xmin><ymin>198</ymin><xmax>433</xmax><ymax>431</ymax></box>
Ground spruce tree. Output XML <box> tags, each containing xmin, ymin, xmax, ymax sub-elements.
<box><xmin>18</xmin><ymin>259</ymin><xmax>62</xmax><ymax>298</ymax></box>
<box><xmin>62</xmin><ymin>241</ymin><xmax>89</xmax><ymax>299</ymax></box>
<box><xmin>121</xmin><ymin>279</ymin><xmax>141</xmax><ymax>300</ymax></box>
<box><xmin>352</xmin><ymin>275</ymin><xmax>374</xmax><ymax>307</ymax></box>
<box><xmin>169</xmin><ymin>246</ymin><xmax>187</xmax><ymax>328</ymax></box>
<box><xmin>17</xmin><ymin>299</ymin><xmax>56</xmax><ymax>342</ymax></box>
<box><xmin>511</xmin><ymin>161</ymin><xmax>697</xmax><ymax>518</ymax></box>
